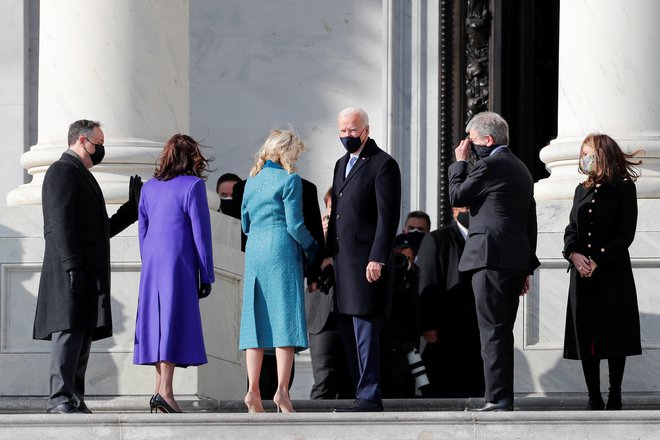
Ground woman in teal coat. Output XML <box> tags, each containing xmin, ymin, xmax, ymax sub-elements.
<box><xmin>239</xmin><ymin>129</ymin><xmax>318</xmax><ymax>413</ymax></box>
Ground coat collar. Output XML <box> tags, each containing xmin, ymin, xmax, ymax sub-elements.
<box><xmin>59</xmin><ymin>152</ymin><xmax>106</xmax><ymax>206</ymax></box>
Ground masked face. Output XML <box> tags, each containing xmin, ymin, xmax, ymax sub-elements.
<box><xmin>340</xmin><ymin>127</ymin><xmax>366</xmax><ymax>154</ymax></box>
<box><xmin>83</xmin><ymin>137</ymin><xmax>105</xmax><ymax>166</ymax></box>
<box><xmin>456</xmin><ymin>211</ymin><xmax>470</xmax><ymax>228</ymax></box>
<box><xmin>579</xmin><ymin>154</ymin><xmax>595</xmax><ymax>174</ymax></box>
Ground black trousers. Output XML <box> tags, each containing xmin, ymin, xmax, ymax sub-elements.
<box><xmin>48</xmin><ymin>329</ymin><xmax>93</xmax><ymax>408</ymax></box>
<box><xmin>471</xmin><ymin>268</ymin><xmax>526</xmax><ymax>402</ymax></box>
<box><xmin>309</xmin><ymin>325</ymin><xmax>354</xmax><ymax>399</ymax></box>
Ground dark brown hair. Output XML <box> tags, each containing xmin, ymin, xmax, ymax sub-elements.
<box><xmin>154</xmin><ymin>134</ymin><xmax>210</xmax><ymax>181</ymax></box>
<box><xmin>580</xmin><ymin>133</ymin><xmax>642</xmax><ymax>189</ymax></box>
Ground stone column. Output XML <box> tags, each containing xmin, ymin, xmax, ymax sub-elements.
<box><xmin>7</xmin><ymin>0</ymin><xmax>189</xmax><ymax>205</ymax></box>
<box><xmin>518</xmin><ymin>0</ymin><xmax>660</xmax><ymax>395</ymax></box>
<box><xmin>535</xmin><ymin>0</ymin><xmax>660</xmax><ymax>200</ymax></box>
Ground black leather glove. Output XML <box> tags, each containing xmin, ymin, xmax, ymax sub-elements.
<box><xmin>198</xmin><ymin>282</ymin><xmax>212</xmax><ymax>299</ymax></box>
<box><xmin>68</xmin><ymin>268</ymin><xmax>86</xmax><ymax>295</ymax></box>
<box><xmin>129</xmin><ymin>175</ymin><xmax>143</xmax><ymax>209</ymax></box>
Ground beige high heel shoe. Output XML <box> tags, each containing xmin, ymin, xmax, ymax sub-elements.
<box><xmin>244</xmin><ymin>391</ymin><xmax>265</xmax><ymax>413</ymax></box>
<box><xmin>273</xmin><ymin>391</ymin><xmax>295</xmax><ymax>413</ymax></box>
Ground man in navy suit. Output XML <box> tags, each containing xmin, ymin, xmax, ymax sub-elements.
<box><xmin>448</xmin><ymin>112</ymin><xmax>539</xmax><ymax>411</ymax></box>
<box><xmin>323</xmin><ymin>107</ymin><xmax>401</xmax><ymax>412</ymax></box>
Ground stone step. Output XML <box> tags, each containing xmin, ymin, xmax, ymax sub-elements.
<box><xmin>1</xmin><ymin>395</ymin><xmax>660</xmax><ymax>440</ymax></box>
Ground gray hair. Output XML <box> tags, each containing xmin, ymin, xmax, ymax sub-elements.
<box><xmin>465</xmin><ymin>112</ymin><xmax>509</xmax><ymax>145</ymax></box>
<box><xmin>338</xmin><ymin>107</ymin><xmax>369</xmax><ymax>126</ymax></box>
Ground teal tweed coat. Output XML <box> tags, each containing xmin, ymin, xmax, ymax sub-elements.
<box><xmin>239</xmin><ymin>161</ymin><xmax>317</xmax><ymax>351</ymax></box>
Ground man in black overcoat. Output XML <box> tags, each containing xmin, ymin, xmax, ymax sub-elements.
<box><xmin>33</xmin><ymin>120</ymin><xmax>141</xmax><ymax>414</ymax></box>
<box><xmin>416</xmin><ymin>207</ymin><xmax>484</xmax><ymax>398</ymax></box>
<box><xmin>323</xmin><ymin>107</ymin><xmax>401</xmax><ymax>412</ymax></box>
<box><xmin>448</xmin><ymin>112</ymin><xmax>539</xmax><ymax>411</ymax></box>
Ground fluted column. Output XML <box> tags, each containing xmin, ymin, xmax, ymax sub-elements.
<box><xmin>535</xmin><ymin>0</ymin><xmax>660</xmax><ymax>200</ymax></box>
<box><xmin>7</xmin><ymin>0</ymin><xmax>189</xmax><ymax>205</ymax></box>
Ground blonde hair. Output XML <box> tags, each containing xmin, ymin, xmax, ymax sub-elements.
<box><xmin>250</xmin><ymin>128</ymin><xmax>305</xmax><ymax>176</ymax></box>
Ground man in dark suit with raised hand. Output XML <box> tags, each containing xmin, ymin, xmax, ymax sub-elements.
<box><xmin>323</xmin><ymin>107</ymin><xmax>401</xmax><ymax>412</ymax></box>
<box><xmin>33</xmin><ymin>119</ymin><xmax>141</xmax><ymax>414</ymax></box>
<box><xmin>448</xmin><ymin>111</ymin><xmax>539</xmax><ymax>412</ymax></box>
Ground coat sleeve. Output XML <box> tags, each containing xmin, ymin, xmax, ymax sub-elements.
<box><xmin>417</xmin><ymin>232</ymin><xmax>441</xmax><ymax>333</ymax></box>
<box><xmin>563</xmin><ymin>185</ymin><xmax>581</xmax><ymax>266</ymax></box>
<box><xmin>448</xmin><ymin>160</ymin><xmax>489</xmax><ymax>208</ymax></box>
<box><xmin>188</xmin><ymin>179</ymin><xmax>215</xmax><ymax>284</ymax></box>
<box><xmin>241</xmin><ymin>180</ymin><xmax>251</xmax><ymax>237</ymax></box>
<box><xmin>591</xmin><ymin>181</ymin><xmax>637</xmax><ymax>268</ymax></box>
<box><xmin>526</xmin><ymin>194</ymin><xmax>541</xmax><ymax>273</ymax></box>
<box><xmin>42</xmin><ymin>162</ymin><xmax>84</xmax><ymax>272</ymax></box>
<box><xmin>137</xmin><ymin>187</ymin><xmax>148</xmax><ymax>258</ymax></box>
<box><xmin>324</xmin><ymin>161</ymin><xmax>340</xmax><ymax>257</ymax></box>
<box><xmin>283</xmin><ymin>173</ymin><xmax>318</xmax><ymax>260</ymax></box>
<box><xmin>369</xmin><ymin>157</ymin><xmax>401</xmax><ymax>263</ymax></box>
<box><xmin>302</xmin><ymin>181</ymin><xmax>325</xmax><ymax>283</ymax></box>
<box><xmin>110</xmin><ymin>197</ymin><xmax>139</xmax><ymax>238</ymax></box>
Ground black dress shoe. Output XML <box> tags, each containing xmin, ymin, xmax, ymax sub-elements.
<box><xmin>476</xmin><ymin>397</ymin><xmax>513</xmax><ymax>412</ymax></box>
<box><xmin>75</xmin><ymin>401</ymin><xmax>93</xmax><ymax>414</ymax></box>
<box><xmin>606</xmin><ymin>393</ymin><xmax>622</xmax><ymax>410</ymax></box>
<box><xmin>587</xmin><ymin>396</ymin><xmax>605</xmax><ymax>410</ymax></box>
<box><xmin>334</xmin><ymin>399</ymin><xmax>384</xmax><ymax>413</ymax></box>
<box><xmin>47</xmin><ymin>402</ymin><xmax>84</xmax><ymax>414</ymax></box>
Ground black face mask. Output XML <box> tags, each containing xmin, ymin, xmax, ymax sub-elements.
<box><xmin>340</xmin><ymin>129</ymin><xmax>366</xmax><ymax>154</ymax></box>
<box><xmin>86</xmin><ymin>144</ymin><xmax>105</xmax><ymax>166</ymax></box>
<box><xmin>219</xmin><ymin>198</ymin><xmax>236</xmax><ymax>216</ymax></box>
<box><xmin>457</xmin><ymin>211</ymin><xmax>470</xmax><ymax>229</ymax></box>
<box><xmin>470</xmin><ymin>142</ymin><xmax>492</xmax><ymax>160</ymax></box>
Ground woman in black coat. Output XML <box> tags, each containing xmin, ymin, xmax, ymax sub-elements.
<box><xmin>563</xmin><ymin>133</ymin><xmax>642</xmax><ymax>410</ymax></box>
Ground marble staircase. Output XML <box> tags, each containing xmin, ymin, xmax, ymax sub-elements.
<box><xmin>1</xmin><ymin>395</ymin><xmax>659</xmax><ymax>440</ymax></box>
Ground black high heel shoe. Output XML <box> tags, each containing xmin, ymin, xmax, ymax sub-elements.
<box><xmin>149</xmin><ymin>395</ymin><xmax>156</xmax><ymax>413</ymax></box>
<box><xmin>154</xmin><ymin>393</ymin><xmax>182</xmax><ymax>413</ymax></box>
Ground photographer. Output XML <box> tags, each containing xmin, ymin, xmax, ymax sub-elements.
<box><xmin>379</xmin><ymin>232</ymin><xmax>426</xmax><ymax>398</ymax></box>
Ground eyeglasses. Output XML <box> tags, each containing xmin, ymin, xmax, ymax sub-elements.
<box><xmin>84</xmin><ymin>137</ymin><xmax>104</xmax><ymax>149</ymax></box>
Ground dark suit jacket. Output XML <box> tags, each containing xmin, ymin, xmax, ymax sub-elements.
<box><xmin>33</xmin><ymin>152</ymin><xmax>137</xmax><ymax>341</ymax></box>
<box><xmin>416</xmin><ymin>223</ymin><xmax>485</xmax><ymax>397</ymax></box>
<box><xmin>231</xmin><ymin>177</ymin><xmax>325</xmax><ymax>283</ymax></box>
<box><xmin>448</xmin><ymin>147</ymin><xmax>539</xmax><ymax>274</ymax></box>
<box><xmin>325</xmin><ymin>138</ymin><xmax>401</xmax><ymax>317</ymax></box>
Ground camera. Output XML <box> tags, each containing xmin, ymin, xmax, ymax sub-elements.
<box><xmin>401</xmin><ymin>341</ymin><xmax>430</xmax><ymax>391</ymax></box>
<box><xmin>392</xmin><ymin>252</ymin><xmax>409</xmax><ymax>270</ymax></box>
<box><xmin>317</xmin><ymin>265</ymin><xmax>335</xmax><ymax>295</ymax></box>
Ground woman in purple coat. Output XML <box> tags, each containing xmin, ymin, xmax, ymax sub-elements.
<box><xmin>133</xmin><ymin>134</ymin><xmax>215</xmax><ymax>413</ymax></box>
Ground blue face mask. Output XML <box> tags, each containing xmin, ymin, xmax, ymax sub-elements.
<box><xmin>579</xmin><ymin>154</ymin><xmax>595</xmax><ymax>173</ymax></box>
<box><xmin>340</xmin><ymin>128</ymin><xmax>366</xmax><ymax>154</ymax></box>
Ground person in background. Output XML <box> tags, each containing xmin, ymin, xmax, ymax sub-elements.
<box><xmin>448</xmin><ymin>111</ymin><xmax>539</xmax><ymax>412</ymax></box>
<box><xmin>403</xmin><ymin>211</ymin><xmax>431</xmax><ymax>234</ymax></box>
<box><xmin>216</xmin><ymin>172</ymin><xmax>241</xmax><ymax>216</ymax></box>
<box><xmin>562</xmin><ymin>133</ymin><xmax>642</xmax><ymax>411</ymax></box>
<box><xmin>416</xmin><ymin>206</ymin><xmax>485</xmax><ymax>398</ymax></box>
<box><xmin>133</xmin><ymin>134</ymin><xmax>215</xmax><ymax>413</ymax></box>
<box><xmin>239</xmin><ymin>129</ymin><xmax>318</xmax><ymax>413</ymax></box>
<box><xmin>33</xmin><ymin>119</ymin><xmax>141</xmax><ymax>414</ymax></box>
<box><xmin>323</xmin><ymin>107</ymin><xmax>401</xmax><ymax>412</ymax></box>
<box><xmin>305</xmin><ymin>187</ymin><xmax>354</xmax><ymax>399</ymax></box>
<box><xmin>379</xmin><ymin>232</ymin><xmax>425</xmax><ymax>398</ymax></box>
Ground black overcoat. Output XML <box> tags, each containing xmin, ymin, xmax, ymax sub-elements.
<box><xmin>416</xmin><ymin>223</ymin><xmax>484</xmax><ymax>397</ymax></box>
<box><xmin>563</xmin><ymin>179</ymin><xmax>641</xmax><ymax>359</ymax></box>
<box><xmin>325</xmin><ymin>139</ymin><xmax>401</xmax><ymax>317</ymax></box>
<box><xmin>33</xmin><ymin>153</ymin><xmax>137</xmax><ymax>341</ymax></box>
